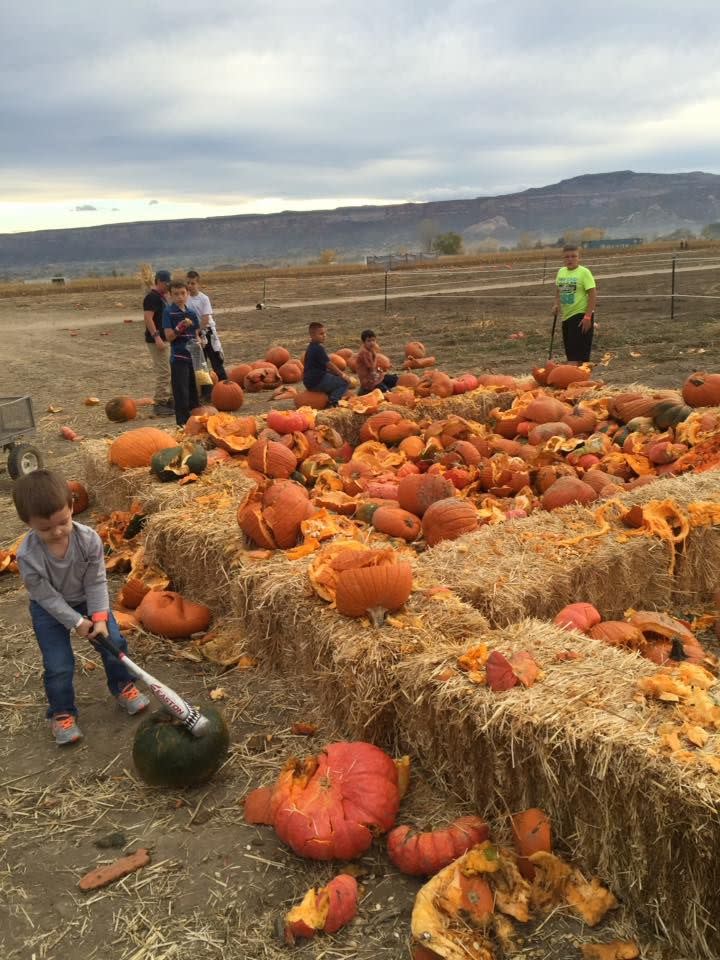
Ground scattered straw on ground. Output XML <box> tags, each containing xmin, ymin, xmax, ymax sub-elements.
<box><xmin>395</xmin><ymin>618</ymin><xmax>720</xmax><ymax>959</ymax></box>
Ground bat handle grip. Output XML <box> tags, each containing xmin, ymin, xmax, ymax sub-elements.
<box><xmin>89</xmin><ymin>631</ymin><xmax>122</xmax><ymax>660</ymax></box>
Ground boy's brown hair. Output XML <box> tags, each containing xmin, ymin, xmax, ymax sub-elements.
<box><xmin>361</xmin><ymin>329</ymin><xmax>376</xmax><ymax>342</ymax></box>
<box><xmin>169</xmin><ymin>279</ymin><xmax>188</xmax><ymax>292</ymax></box>
<box><xmin>563</xmin><ymin>244</ymin><xmax>580</xmax><ymax>253</ymax></box>
<box><xmin>308</xmin><ymin>322</ymin><xmax>325</xmax><ymax>334</ymax></box>
<box><xmin>12</xmin><ymin>470</ymin><xmax>72</xmax><ymax>523</ymax></box>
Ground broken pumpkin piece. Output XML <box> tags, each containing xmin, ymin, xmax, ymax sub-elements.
<box><xmin>284</xmin><ymin>874</ymin><xmax>358</xmax><ymax>943</ymax></box>
<box><xmin>579</xmin><ymin>942</ymin><xmax>640</xmax><ymax>960</ymax></box>
<box><xmin>529</xmin><ymin>851</ymin><xmax>618</xmax><ymax>926</ymax></box>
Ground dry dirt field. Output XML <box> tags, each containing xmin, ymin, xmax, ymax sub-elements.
<box><xmin>1</xmin><ymin>261</ymin><xmax>718</xmax><ymax>960</ymax></box>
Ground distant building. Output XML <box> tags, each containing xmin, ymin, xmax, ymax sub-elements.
<box><xmin>581</xmin><ymin>238</ymin><xmax>643</xmax><ymax>250</ymax></box>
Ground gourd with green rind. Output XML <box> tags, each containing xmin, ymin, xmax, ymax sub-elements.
<box><xmin>150</xmin><ymin>442</ymin><xmax>208</xmax><ymax>482</ymax></box>
<box><xmin>132</xmin><ymin>706</ymin><xmax>230</xmax><ymax>788</ymax></box>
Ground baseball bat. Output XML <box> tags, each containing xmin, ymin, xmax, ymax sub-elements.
<box><xmin>90</xmin><ymin>630</ymin><xmax>211</xmax><ymax>737</ymax></box>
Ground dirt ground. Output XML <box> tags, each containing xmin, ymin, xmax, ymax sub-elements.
<box><xmin>1</xmin><ymin>266</ymin><xmax>718</xmax><ymax>959</ymax></box>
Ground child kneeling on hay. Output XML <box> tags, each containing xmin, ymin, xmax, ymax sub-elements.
<box><xmin>14</xmin><ymin>470</ymin><xmax>150</xmax><ymax>746</ymax></box>
<box><xmin>356</xmin><ymin>329</ymin><xmax>398</xmax><ymax>396</ymax></box>
<box><xmin>302</xmin><ymin>321</ymin><xmax>350</xmax><ymax>407</ymax></box>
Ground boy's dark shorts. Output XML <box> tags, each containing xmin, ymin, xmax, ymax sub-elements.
<box><xmin>562</xmin><ymin>313</ymin><xmax>594</xmax><ymax>363</ymax></box>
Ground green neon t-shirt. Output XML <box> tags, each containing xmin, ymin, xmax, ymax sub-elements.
<box><xmin>555</xmin><ymin>265</ymin><xmax>596</xmax><ymax>321</ymax></box>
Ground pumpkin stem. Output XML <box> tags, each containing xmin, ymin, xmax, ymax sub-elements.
<box><xmin>366</xmin><ymin>605</ymin><xmax>389</xmax><ymax>628</ymax></box>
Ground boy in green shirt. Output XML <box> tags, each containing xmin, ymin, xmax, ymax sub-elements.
<box><xmin>553</xmin><ymin>245</ymin><xmax>597</xmax><ymax>363</ymax></box>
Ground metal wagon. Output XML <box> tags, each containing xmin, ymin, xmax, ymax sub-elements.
<box><xmin>0</xmin><ymin>396</ymin><xmax>44</xmax><ymax>478</ymax></box>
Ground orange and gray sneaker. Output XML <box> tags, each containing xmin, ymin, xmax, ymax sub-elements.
<box><xmin>50</xmin><ymin>713</ymin><xmax>83</xmax><ymax>746</ymax></box>
<box><xmin>117</xmin><ymin>682</ymin><xmax>150</xmax><ymax>716</ymax></box>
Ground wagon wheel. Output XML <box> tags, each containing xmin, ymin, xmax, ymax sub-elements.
<box><xmin>7</xmin><ymin>444</ymin><xmax>44</xmax><ymax>479</ymax></box>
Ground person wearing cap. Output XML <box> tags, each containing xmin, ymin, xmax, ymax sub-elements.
<box><xmin>143</xmin><ymin>269</ymin><xmax>174</xmax><ymax>417</ymax></box>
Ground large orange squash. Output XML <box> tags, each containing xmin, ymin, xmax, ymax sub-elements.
<box><xmin>422</xmin><ymin>498</ymin><xmax>479</xmax><ymax>546</ymax></box>
<box><xmin>387</xmin><ymin>816</ymin><xmax>489</xmax><ymax>876</ymax></box>
<box><xmin>244</xmin><ymin>741</ymin><xmax>401</xmax><ymax>860</ymax></box>
<box><xmin>398</xmin><ymin>474</ymin><xmax>454</xmax><ymax>517</ymax></box>
<box><xmin>546</xmin><ymin>364</ymin><xmax>590</xmax><ymax>388</ymax></box>
<box><xmin>228</xmin><ymin>364</ymin><xmax>251</xmax><ymax>385</ymax></box>
<box><xmin>109</xmin><ymin>427</ymin><xmax>177</xmax><ymax>468</ymax></box>
<box><xmin>372</xmin><ymin>506</ymin><xmax>421</xmax><ymax>542</ymax></box>
<box><xmin>267</xmin><ymin>409</ymin><xmax>311</xmax><ymax>435</ymax></box>
<box><xmin>278</xmin><ymin>361</ymin><xmax>303</xmax><ymax>383</ymax></box>
<box><xmin>541</xmin><ymin>476</ymin><xmax>597</xmax><ymax>511</ymax></box>
<box><xmin>527</xmin><ymin>421</ymin><xmax>573</xmax><ymax>446</ymax></box>
<box><xmin>554</xmin><ymin>603</ymin><xmax>601</xmax><ymax>633</ymax></box>
<box><xmin>682</xmin><ymin>372</ymin><xmax>720</xmax><ymax>407</ymax></box>
<box><xmin>525</xmin><ymin>396</ymin><xmax>571</xmax><ymax>424</ymax></box>
<box><xmin>294</xmin><ymin>391</ymin><xmax>329</xmax><ymax>410</ymax></box>
<box><xmin>248</xmin><ymin>439</ymin><xmax>298</xmax><ymax>478</ymax></box>
<box><xmin>511</xmin><ymin>808</ymin><xmax>551</xmax><ymax>880</ymax></box>
<box><xmin>284</xmin><ymin>874</ymin><xmax>359</xmax><ymax>943</ymax></box>
<box><xmin>137</xmin><ymin>590</ymin><xmax>211</xmax><ymax>638</ymax></box>
<box><xmin>359</xmin><ymin>410</ymin><xmax>403</xmax><ymax>443</ymax></box>
<box><xmin>405</xmin><ymin>341</ymin><xmax>426</xmax><ymax>359</ymax></box>
<box><xmin>335</xmin><ymin>559</ymin><xmax>413</xmax><ymax>624</ymax></box>
<box><xmin>105</xmin><ymin>396</ymin><xmax>138</xmax><ymax>423</ymax></box>
<box><xmin>211</xmin><ymin>379</ymin><xmax>244</xmax><ymax>411</ymax></box>
<box><xmin>266</xmin><ymin>346</ymin><xmax>291</xmax><ymax>367</ymax></box>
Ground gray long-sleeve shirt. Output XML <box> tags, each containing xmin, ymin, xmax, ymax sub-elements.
<box><xmin>17</xmin><ymin>522</ymin><xmax>109</xmax><ymax>630</ymax></box>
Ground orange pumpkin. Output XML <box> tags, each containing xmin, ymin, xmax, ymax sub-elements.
<box><xmin>335</xmin><ymin>557</ymin><xmax>413</xmax><ymax>625</ymax></box>
<box><xmin>68</xmin><ymin>480</ymin><xmax>89</xmax><ymax>515</ymax></box>
<box><xmin>511</xmin><ymin>808</ymin><xmax>551</xmax><ymax>880</ymax></box>
<box><xmin>207</xmin><ymin>413</ymin><xmax>257</xmax><ymax>453</ymax></box>
<box><xmin>267</xmin><ymin>409</ymin><xmax>310</xmax><ymax>435</ymax></box>
<box><xmin>535</xmin><ymin>464</ymin><xmax>578</xmax><ymax>494</ymax></box>
<box><xmin>248</xmin><ymin>439</ymin><xmax>298</xmax><ymax>479</ymax></box>
<box><xmin>109</xmin><ymin>427</ymin><xmax>177</xmax><ymax>468</ymax></box>
<box><xmin>682</xmin><ymin>372</ymin><xmax>720</xmax><ymax>407</ymax></box>
<box><xmin>379</xmin><ymin>419</ymin><xmax>421</xmax><ymax>445</ymax></box>
<box><xmin>278</xmin><ymin>361</ymin><xmax>303</xmax><ymax>383</ymax></box>
<box><xmin>524</xmin><ymin>396</ymin><xmax>571</xmax><ymax>424</ymax></box>
<box><xmin>266</xmin><ymin>346</ymin><xmax>291</xmax><ymax>367</ymax></box>
<box><xmin>476</xmin><ymin>374</ymin><xmax>517</xmax><ymax>388</ymax></box>
<box><xmin>329</xmin><ymin>353</ymin><xmax>347</xmax><ymax>370</ymax></box>
<box><xmin>228</xmin><ymin>364</ymin><xmax>252</xmax><ymax>385</ymax></box>
<box><xmin>422</xmin><ymin>498</ymin><xmax>479</xmax><ymax>546</ymax></box>
<box><xmin>405</xmin><ymin>341</ymin><xmax>426</xmax><ymax>359</ymax></box>
<box><xmin>359</xmin><ymin>410</ymin><xmax>402</xmax><ymax>443</ymax></box>
<box><xmin>119</xmin><ymin>578</ymin><xmax>150</xmax><ymax>610</ymax></box>
<box><xmin>372</xmin><ymin>506</ymin><xmax>422</xmax><ymax>542</ymax></box>
<box><xmin>137</xmin><ymin>590</ymin><xmax>211</xmax><ymax>638</ymax></box>
<box><xmin>398</xmin><ymin>372</ymin><xmax>420</xmax><ymax>388</ymax></box>
<box><xmin>527</xmin><ymin>421</ymin><xmax>573</xmax><ymax>446</ymax></box>
<box><xmin>293</xmin><ymin>391</ymin><xmax>329</xmax><ymax>410</ymax></box>
<box><xmin>546</xmin><ymin>364</ymin><xmax>590</xmax><ymax>388</ymax></box>
<box><xmin>105</xmin><ymin>396</ymin><xmax>138</xmax><ymax>423</ymax></box>
<box><xmin>554</xmin><ymin>603</ymin><xmax>602</xmax><ymax>633</ymax></box>
<box><xmin>336</xmin><ymin>348</ymin><xmax>354</xmax><ymax>361</ymax></box>
<box><xmin>211</xmin><ymin>379</ymin><xmax>245</xmax><ymax>411</ymax></box>
<box><xmin>562</xmin><ymin>404</ymin><xmax>597</xmax><ymax>435</ymax></box>
<box><xmin>387</xmin><ymin>816</ymin><xmax>489</xmax><ymax>876</ymax></box>
<box><xmin>376</xmin><ymin>353</ymin><xmax>392</xmax><ymax>371</ymax></box>
<box><xmin>541</xmin><ymin>476</ymin><xmax>597</xmax><ymax>511</ymax></box>
<box><xmin>398</xmin><ymin>474</ymin><xmax>455</xmax><ymax>517</ymax></box>
<box><xmin>284</xmin><ymin>874</ymin><xmax>359</xmax><ymax>943</ymax></box>
<box><xmin>190</xmin><ymin>404</ymin><xmax>218</xmax><ymax>416</ymax></box>
<box><xmin>589</xmin><ymin>621</ymin><xmax>645</xmax><ymax>649</ymax></box>
<box><xmin>399</xmin><ymin>435</ymin><xmax>424</xmax><ymax>460</ymax></box>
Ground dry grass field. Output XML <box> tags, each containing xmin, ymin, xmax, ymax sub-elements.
<box><xmin>1</xmin><ymin>251</ymin><xmax>719</xmax><ymax>959</ymax></box>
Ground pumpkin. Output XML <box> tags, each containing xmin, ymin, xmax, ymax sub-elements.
<box><xmin>476</xmin><ymin>374</ymin><xmax>517</xmax><ymax>388</ymax></box>
<box><xmin>563</xmin><ymin>405</ymin><xmax>597</xmax><ymax>435</ymax></box>
<box><xmin>682</xmin><ymin>371</ymin><xmax>720</xmax><ymax>407</ymax></box>
<box><xmin>422</xmin><ymin>499</ymin><xmax>479</xmax><ymax>547</ymax></box>
<box><xmin>554</xmin><ymin>603</ymin><xmax>602</xmax><ymax>633</ymax></box>
<box><xmin>372</xmin><ymin>506</ymin><xmax>422</xmax><ymax>542</ymax></box>
<box><xmin>335</xmin><ymin>559</ymin><xmax>413</xmax><ymax>625</ymax></box>
<box><xmin>405</xmin><ymin>341</ymin><xmax>426</xmax><ymax>359</ymax></box>
<box><xmin>546</xmin><ymin>364</ymin><xmax>590</xmax><ymax>388</ymax></box>
<box><xmin>354</xmin><ymin>498</ymin><xmax>398</xmax><ymax>524</ymax></box>
<box><xmin>211</xmin><ymin>379</ymin><xmax>244</xmax><ymax>411</ymax></box>
<box><xmin>398</xmin><ymin>372</ymin><xmax>420</xmax><ymax>388</ymax></box>
<box><xmin>119</xmin><ymin>578</ymin><xmax>150</xmax><ymax>610</ymax></box>
<box><xmin>582</xmin><ymin>469</ymin><xmax>615</xmax><ymax>495</ymax></box>
<box><xmin>542</xmin><ymin>476</ymin><xmax>598</xmax><ymax>511</ymax></box>
<box><xmin>244</xmin><ymin>366</ymin><xmax>281</xmax><ymax>392</ymax></box>
<box><xmin>132</xmin><ymin>706</ymin><xmax>229</xmax><ymax>788</ymax></box>
<box><xmin>359</xmin><ymin>410</ymin><xmax>402</xmax><ymax>442</ymax></box>
<box><xmin>190</xmin><ymin>404</ymin><xmax>218</xmax><ymax>417</ymax></box>
<box><xmin>267</xmin><ymin>409</ymin><xmax>310</xmax><ymax>435</ymax></box>
<box><xmin>527</xmin><ymin>421</ymin><xmax>573</xmax><ymax>446</ymax></box>
<box><xmin>589</xmin><ymin>621</ymin><xmax>645</xmax><ymax>649</ymax></box>
<box><xmin>293</xmin><ymin>391</ymin><xmax>329</xmax><ymax>410</ymax></box>
<box><xmin>206</xmin><ymin>413</ymin><xmax>257</xmax><ymax>453</ymax></box>
<box><xmin>248</xmin><ymin>439</ymin><xmax>298</xmax><ymax>479</ymax></box>
<box><xmin>399</xmin><ymin>435</ymin><xmax>425</xmax><ymax>460</ymax></box>
<box><xmin>627</xmin><ymin>610</ymin><xmax>705</xmax><ymax>662</ymax></box>
<box><xmin>109</xmin><ymin>428</ymin><xmax>177</xmax><ymax>469</ymax></box>
<box><xmin>244</xmin><ymin>741</ymin><xmax>401</xmax><ymax>860</ymax></box>
<box><xmin>524</xmin><ymin>397</ymin><xmax>571</xmax><ymax>424</ymax></box>
<box><xmin>137</xmin><ymin>590</ymin><xmax>212</xmax><ymax>638</ymax></box>
<box><xmin>68</xmin><ymin>480</ymin><xmax>89</xmax><ymax>515</ymax></box>
<box><xmin>228</xmin><ymin>364</ymin><xmax>251</xmax><ymax>385</ymax></box>
<box><xmin>398</xmin><ymin>474</ymin><xmax>455</xmax><ymax>517</ymax></box>
<box><xmin>329</xmin><ymin>352</ymin><xmax>347</xmax><ymax>370</ymax></box>
<box><xmin>266</xmin><ymin>346</ymin><xmax>291</xmax><ymax>367</ymax></box>
<box><xmin>105</xmin><ymin>396</ymin><xmax>138</xmax><ymax>423</ymax></box>
<box><xmin>379</xmin><ymin>419</ymin><xmax>421</xmax><ymax>445</ymax></box>
<box><xmin>609</xmin><ymin>392</ymin><xmax>676</xmax><ymax>424</ymax></box>
<box><xmin>284</xmin><ymin>874</ymin><xmax>359</xmax><ymax>943</ymax></box>
<box><xmin>387</xmin><ymin>816</ymin><xmax>489</xmax><ymax>877</ymax></box>
<box><xmin>376</xmin><ymin>353</ymin><xmax>392</xmax><ymax>371</ymax></box>
<box><xmin>336</xmin><ymin>348</ymin><xmax>354</xmax><ymax>361</ymax></box>
<box><xmin>278</xmin><ymin>361</ymin><xmax>303</xmax><ymax>383</ymax></box>
<box><xmin>652</xmin><ymin>398</ymin><xmax>692</xmax><ymax>429</ymax></box>
<box><xmin>150</xmin><ymin>442</ymin><xmax>207</xmax><ymax>482</ymax></box>
<box><xmin>511</xmin><ymin>808</ymin><xmax>551</xmax><ymax>881</ymax></box>
<box><xmin>239</xmin><ymin>481</ymin><xmax>310</xmax><ymax>549</ymax></box>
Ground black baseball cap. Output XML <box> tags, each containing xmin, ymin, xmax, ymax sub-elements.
<box><xmin>155</xmin><ymin>269</ymin><xmax>172</xmax><ymax>284</ymax></box>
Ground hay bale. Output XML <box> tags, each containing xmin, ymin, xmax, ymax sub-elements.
<box><xmin>413</xmin><ymin>387</ymin><xmax>515</xmax><ymax>423</ymax></box>
<box><xmin>394</xmin><ymin>619</ymin><xmax>720</xmax><ymax>959</ymax></box>
<box><xmin>416</xmin><ymin>471</ymin><xmax>720</xmax><ymax>625</ymax></box>
<box><xmin>80</xmin><ymin>439</ymin><xmax>256</xmax><ymax>517</ymax></box>
<box><xmin>317</xmin><ymin>404</ymin><xmax>416</xmax><ymax>447</ymax></box>
<box><xmin>231</xmin><ymin>556</ymin><xmax>490</xmax><ymax>745</ymax></box>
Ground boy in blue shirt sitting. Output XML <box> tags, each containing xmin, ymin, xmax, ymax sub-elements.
<box><xmin>302</xmin><ymin>322</ymin><xmax>349</xmax><ymax>407</ymax></box>
<box><xmin>162</xmin><ymin>280</ymin><xmax>201</xmax><ymax>426</ymax></box>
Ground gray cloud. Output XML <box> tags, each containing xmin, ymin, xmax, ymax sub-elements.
<box><xmin>2</xmin><ymin>0</ymin><xmax>720</xmax><ymax>217</ymax></box>
<box><xmin>73</xmin><ymin>204</ymin><xmax>97</xmax><ymax>211</ymax></box>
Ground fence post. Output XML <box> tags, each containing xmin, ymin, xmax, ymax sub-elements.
<box><xmin>262</xmin><ymin>278</ymin><xmax>266</xmax><ymax>304</ymax></box>
<box><xmin>670</xmin><ymin>257</ymin><xmax>677</xmax><ymax>320</ymax></box>
<box><xmin>542</xmin><ymin>256</ymin><xmax>547</xmax><ymax>284</ymax></box>
<box><xmin>384</xmin><ymin>272</ymin><xmax>388</xmax><ymax>313</ymax></box>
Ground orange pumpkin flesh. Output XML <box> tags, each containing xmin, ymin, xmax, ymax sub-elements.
<box><xmin>109</xmin><ymin>428</ymin><xmax>177</xmax><ymax>468</ymax></box>
<box><xmin>335</xmin><ymin>560</ymin><xmax>413</xmax><ymax>627</ymax></box>
<box><xmin>511</xmin><ymin>808</ymin><xmax>552</xmax><ymax>880</ymax></box>
<box><xmin>284</xmin><ymin>874</ymin><xmax>359</xmax><ymax>943</ymax></box>
<box><xmin>136</xmin><ymin>590</ymin><xmax>211</xmax><ymax>638</ymax></box>
<box><xmin>245</xmin><ymin>741</ymin><xmax>401</xmax><ymax>860</ymax></box>
<box><xmin>554</xmin><ymin>603</ymin><xmax>602</xmax><ymax>633</ymax></box>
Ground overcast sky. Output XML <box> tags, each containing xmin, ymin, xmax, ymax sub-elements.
<box><xmin>3</xmin><ymin>0</ymin><xmax>719</xmax><ymax>233</ymax></box>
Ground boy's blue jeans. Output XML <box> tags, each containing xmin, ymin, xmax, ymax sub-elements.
<box><xmin>307</xmin><ymin>373</ymin><xmax>348</xmax><ymax>406</ymax></box>
<box><xmin>30</xmin><ymin>601</ymin><xmax>135</xmax><ymax>718</ymax></box>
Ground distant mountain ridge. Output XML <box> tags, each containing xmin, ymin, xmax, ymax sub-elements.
<box><xmin>1</xmin><ymin>170</ymin><xmax>718</xmax><ymax>277</ymax></box>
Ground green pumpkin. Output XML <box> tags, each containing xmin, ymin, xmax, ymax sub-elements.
<box><xmin>132</xmin><ymin>706</ymin><xmax>230</xmax><ymax>788</ymax></box>
<box><xmin>625</xmin><ymin>416</ymin><xmax>655</xmax><ymax>434</ymax></box>
<box><xmin>151</xmin><ymin>442</ymin><xmax>208</xmax><ymax>482</ymax></box>
<box><xmin>653</xmin><ymin>400</ymin><xmax>692</xmax><ymax>430</ymax></box>
<box><xmin>355</xmin><ymin>500</ymin><xmax>386</xmax><ymax>524</ymax></box>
